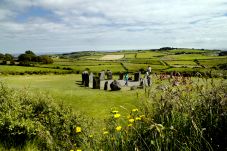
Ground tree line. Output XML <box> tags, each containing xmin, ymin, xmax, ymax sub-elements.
<box><xmin>0</xmin><ymin>50</ymin><xmax>53</xmax><ymax>65</ymax></box>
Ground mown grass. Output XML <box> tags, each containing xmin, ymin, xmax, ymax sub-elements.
<box><xmin>0</xmin><ymin>65</ymin><xmax>71</xmax><ymax>74</ymax></box>
<box><xmin>124</xmin><ymin>53</ymin><xmax>136</xmax><ymax>59</ymax></box>
<box><xmin>161</xmin><ymin>54</ymin><xmax>227</xmax><ymax>60</ymax></box>
<box><xmin>199</xmin><ymin>58</ymin><xmax>227</xmax><ymax>67</ymax></box>
<box><xmin>166</xmin><ymin>60</ymin><xmax>196</xmax><ymax>65</ymax></box>
<box><xmin>1</xmin><ymin>74</ymin><xmax>139</xmax><ymax>128</ymax></box>
<box><xmin>136</xmin><ymin>51</ymin><xmax>166</xmax><ymax>58</ymax></box>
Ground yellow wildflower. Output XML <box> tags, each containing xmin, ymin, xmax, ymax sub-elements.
<box><xmin>75</xmin><ymin>127</ymin><xmax>81</xmax><ymax>133</ymax></box>
<box><xmin>112</xmin><ymin>110</ymin><xmax>119</xmax><ymax>114</ymax></box>
<box><xmin>135</xmin><ymin>117</ymin><xmax>141</xmax><ymax>121</ymax></box>
<box><xmin>128</xmin><ymin>124</ymin><xmax>133</xmax><ymax>127</ymax></box>
<box><xmin>127</xmin><ymin>115</ymin><xmax>131</xmax><ymax>119</ymax></box>
<box><xmin>114</xmin><ymin>113</ymin><xmax>121</xmax><ymax>118</ymax></box>
<box><xmin>89</xmin><ymin>134</ymin><xmax>93</xmax><ymax>138</ymax></box>
<box><xmin>129</xmin><ymin>119</ymin><xmax>135</xmax><ymax>123</ymax></box>
<box><xmin>70</xmin><ymin>150</ymin><xmax>74</xmax><ymax>151</ymax></box>
<box><xmin>116</xmin><ymin>126</ymin><xmax>122</xmax><ymax>131</ymax></box>
<box><xmin>77</xmin><ymin>149</ymin><xmax>82</xmax><ymax>151</ymax></box>
<box><xmin>140</xmin><ymin>115</ymin><xmax>145</xmax><ymax>118</ymax></box>
<box><xmin>103</xmin><ymin>131</ymin><xmax>109</xmax><ymax>135</ymax></box>
<box><xmin>132</xmin><ymin>109</ymin><xmax>138</xmax><ymax>112</ymax></box>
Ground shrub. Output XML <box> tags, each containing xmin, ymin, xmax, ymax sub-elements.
<box><xmin>0</xmin><ymin>83</ymin><xmax>88</xmax><ymax>150</ymax></box>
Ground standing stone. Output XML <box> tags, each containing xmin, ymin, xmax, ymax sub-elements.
<box><xmin>82</xmin><ymin>71</ymin><xmax>89</xmax><ymax>86</ymax></box>
<box><xmin>93</xmin><ymin>77</ymin><xmax>100</xmax><ymax>89</ymax></box>
<box><xmin>147</xmin><ymin>75</ymin><xmax>151</xmax><ymax>86</ymax></box>
<box><xmin>140</xmin><ymin>78</ymin><xmax>144</xmax><ymax>87</ymax></box>
<box><xmin>89</xmin><ymin>73</ymin><xmax>94</xmax><ymax>88</ymax></box>
<box><xmin>134</xmin><ymin>72</ymin><xmax>141</xmax><ymax>81</ymax></box>
<box><xmin>84</xmin><ymin>73</ymin><xmax>89</xmax><ymax>87</ymax></box>
<box><xmin>110</xmin><ymin>80</ymin><xmax>121</xmax><ymax>91</ymax></box>
<box><xmin>106</xmin><ymin>70</ymin><xmax>113</xmax><ymax>80</ymax></box>
<box><xmin>104</xmin><ymin>81</ymin><xmax>108</xmax><ymax>90</ymax></box>
<box><xmin>119</xmin><ymin>72</ymin><xmax>124</xmax><ymax>80</ymax></box>
<box><xmin>99</xmin><ymin>71</ymin><xmax>105</xmax><ymax>81</ymax></box>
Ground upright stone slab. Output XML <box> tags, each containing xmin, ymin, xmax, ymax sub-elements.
<box><xmin>147</xmin><ymin>75</ymin><xmax>151</xmax><ymax>86</ymax></box>
<box><xmin>134</xmin><ymin>72</ymin><xmax>141</xmax><ymax>81</ymax></box>
<box><xmin>106</xmin><ymin>70</ymin><xmax>113</xmax><ymax>80</ymax></box>
<box><xmin>99</xmin><ymin>71</ymin><xmax>105</xmax><ymax>81</ymax></box>
<box><xmin>93</xmin><ymin>77</ymin><xmax>100</xmax><ymax>89</ymax></box>
<box><xmin>82</xmin><ymin>71</ymin><xmax>89</xmax><ymax>85</ymax></box>
<box><xmin>104</xmin><ymin>81</ymin><xmax>108</xmax><ymax>90</ymax></box>
<box><xmin>89</xmin><ymin>72</ymin><xmax>94</xmax><ymax>88</ymax></box>
<box><xmin>84</xmin><ymin>73</ymin><xmax>89</xmax><ymax>87</ymax></box>
<box><xmin>119</xmin><ymin>72</ymin><xmax>124</xmax><ymax>80</ymax></box>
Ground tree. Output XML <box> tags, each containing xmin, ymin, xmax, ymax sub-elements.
<box><xmin>25</xmin><ymin>50</ymin><xmax>36</xmax><ymax>56</ymax></box>
<box><xmin>0</xmin><ymin>53</ymin><xmax>4</xmax><ymax>60</ymax></box>
<box><xmin>39</xmin><ymin>56</ymin><xmax>53</xmax><ymax>64</ymax></box>
<box><xmin>18</xmin><ymin>50</ymin><xmax>37</xmax><ymax>63</ymax></box>
<box><xmin>4</xmin><ymin>53</ymin><xmax>14</xmax><ymax>61</ymax></box>
<box><xmin>18</xmin><ymin>51</ymin><xmax>53</xmax><ymax>65</ymax></box>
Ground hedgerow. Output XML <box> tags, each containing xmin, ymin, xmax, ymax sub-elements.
<box><xmin>0</xmin><ymin>83</ymin><xmax>89</xmax><ymax>151</ymax></box>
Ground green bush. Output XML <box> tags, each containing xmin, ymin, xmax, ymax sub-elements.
<box><xmin>0</xmin><ymin>83</ymin><xmax>88</xmax><ymax>150</ymax></box>
<box><xmin>95</xmin><ymin>78</ymin><xmax>227</xmax><ymax>150</ymax></box>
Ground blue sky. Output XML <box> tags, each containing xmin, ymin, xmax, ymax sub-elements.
<box><xmin>0</xmin><ymin>0</ymin><xmax>227</xmax><ymax>53</ymax></box>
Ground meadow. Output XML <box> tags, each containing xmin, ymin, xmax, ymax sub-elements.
<box><xmin>0</xmin><ymin>48</ymin><xmax>227</xmax><ymax>150</ymax></box>
<box><xmin>1</xmin><ymin>74</ymin><xmax>140</xmax><ymax>125</ymax></box>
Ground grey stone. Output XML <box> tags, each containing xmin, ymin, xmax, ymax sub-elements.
<box><xmin>134</xmin><ymin>72</ymin><xmax>141</xmax><ymax>81</ymax></box>
<box><xmin>147</xmin><ymin>75</ymin><xmax>151</xmax><ymax>86</ymax></box>
<box><xmin>110</xmin><ymin>80</ymin><xmax>121</xmax><ymax>91</ymax></box>
<box><xmin>89</xmin><ymin>73</ymin><xmax>94</xmax><ymax>88</ymax></box>
<box><xmin>99</xmin><ymin>71</ymin><xmax>105</xmax><ymax>81</ymax></box>
<box><xmin>104</xmin><ymin>81</ymin><xmax>108</xmax><ymax>90</ymax></box>
<box><xmin>131</xmin><ymin>86</ymin><xmax>137</xmax><ymax>90</ymax></box>
<box><xmin>82</xmin><ymin>71</ymin><xmax>89</xmax><ymax>87</ymax></box>
<box><xmin>119</xmin><ymin>72</ymin><xmax>124</xmax><ymax>80</ymax></box>
<box><xmin>93</xmin><ymin>77</ymin><xmax>100</xmax><ymax>89</ymax></box>
<box><xmin>106</xmin><ymin>70</ymin><xmax>113</xmax><ymax>80</ymax></box>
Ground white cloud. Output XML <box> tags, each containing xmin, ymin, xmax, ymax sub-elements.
<box><xmin>0</xmin><ymin>0</ymin><xmax>227</xmax><ymax>53</ymax></box>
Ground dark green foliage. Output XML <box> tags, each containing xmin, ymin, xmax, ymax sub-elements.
<box><xmin>4</xmin><ymin>53</ymin><xmax>14</xmax><ymax>61</ymax></box>
<box><xmin>217</xmin><ymin>63</ymin><xmax>227</xmax><ymax>70</ymax></box>
<box><xmin>159</xmin><ymin>47</ymin><xmax>175</xmax><ymax>51</ymax></box>
<box><xmin>18</xmin><ymin>51</ymin><xmax>53</xmax><ymax>65</ymax></box>
<box><xmin>0</xmin><ymin>53</ymin><xmax>5</xmax><ymax>59</ymax></box>
<box><xmin>219</xmin><ymin>51</ymin><xmax>227</xmax><ymax>56</ymax></box>
<box><xmin>0</xmin><ymin>53</ymin><xmax>14</xmax><ymax>63</ymax></box>
<box><xmin>0</xmin><ymin>83</ymin><xmax>84</xmax><ymax>150</ymax></box>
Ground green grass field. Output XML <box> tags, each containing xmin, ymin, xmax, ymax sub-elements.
<box><xmin>1</xmin><ymin>49</ymin><xmax>226</xmax><ymax>76</ymax></box>
<box><xmin>0</xmin><ymin>74</ymin><xmax>141</xmax><ymax>127</ymax></box>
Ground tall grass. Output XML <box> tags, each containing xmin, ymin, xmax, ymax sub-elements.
<box><xmin>92</xmin><ymin>78</ymin><xmax>227</xmax><ymax>150</ymax></box>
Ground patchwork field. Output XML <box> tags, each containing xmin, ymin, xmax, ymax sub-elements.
<box><xmin>99</xmin><ymin>55</ymin><xmax>124</xmax><ymax>60</ymax></box>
